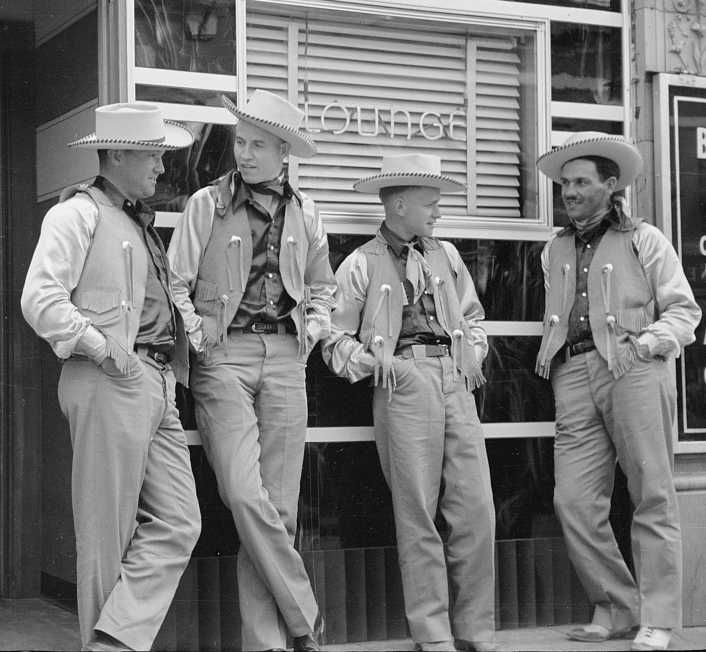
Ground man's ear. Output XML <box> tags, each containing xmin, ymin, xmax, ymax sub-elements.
<box><xmin>108</xmin><ymin>149</ymin><xmax>124</xmax><ymax>165</ymax></box>
<box><xmin>394</xmin><ymin>194</ymin><xmax>406</xmax><ymax>216</ymax></box>
<box><xmin>606</xmin><ymin>176</ymin><xmax>618</xmax><ymax>193</ymax></box>
<box><xmin>281</xmin><ymin>141</ymin><xmax>290</xmax><ymax>159</ymax></box>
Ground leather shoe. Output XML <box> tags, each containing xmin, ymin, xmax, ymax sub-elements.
<box><xmin>568</xmin><ymin>624</ymin><xmax>636</xmax><ymax>642</ymax></box>
<box><xmin>293</xmin><ymin>612</ymin><xmax>324</xmax><ymax>651</ymax></box>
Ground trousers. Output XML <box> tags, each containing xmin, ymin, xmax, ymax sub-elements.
<box><xmin>58</xmin><ymin>355</ymin><xmax>201</xmax><ymax>651</ymax></box>
<box><xmin>552</xmin><ymin>350</ymin><xmax>681</xmax><ymax>630</ymax></box>
<box><xmin>373</xmin><ymin>354</ymin><xmax>496</xmax><ymax>645</ymax></box>
<box><xmin>190</xmin><ymin>333</ymin><xmax>319</xmax><ymax>650</ymax></box>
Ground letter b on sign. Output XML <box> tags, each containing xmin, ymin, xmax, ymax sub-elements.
<box><xmin>698</xmin><ymin>128</ymin><xmax>706</xmax><ymax>159</ymax></box>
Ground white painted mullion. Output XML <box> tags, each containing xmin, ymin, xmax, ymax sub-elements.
<box><xmin>133</xmin><ymin>68</ymin><xmax>238</xmax><ymax>93</ymax></box>
<box><xmin>551</xmin><ymin>101</ymin><xmax>624</xmax><ymax>122</ymax></box>
<box><xmin>465</xmin><ymin>36</ymin><xmax>477</xmax><ymax>215</ymax></box>
<box><xmin>236</xmin><ymin>0</ymin><xmax>248</xmax><ymax>104</ymax></box>
<box><xmin>287</xmin><ymin>21</ymin><xmax>301</xmax><ymax>186</ymax></box>
<box><xmin>250</xmin><ymin>0</ymin><xmax>621</xmax><ymax>28</ymax></box>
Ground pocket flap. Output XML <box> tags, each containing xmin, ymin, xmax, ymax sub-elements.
<box><xmin>78</xmin><ymin>289</ymin><xmax>121</xmax><ymax>314</ymax></box>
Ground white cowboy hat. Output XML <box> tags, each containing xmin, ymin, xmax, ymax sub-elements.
<box><xmin>353</xmin><ymin>153</ymin><xmax>465</xmax><ymax>193</ymax></box>
<box><xmin>222</xmin><ymin>90</ymin><xmax>317</xmax><ymax>158</ymax></box>
<box><xmin>68</xmin><ymin>102</ymin><xmax>193</xmax><ymax>150</ymax></box>
<box><xmin>537</xmin><ymin>131</ymin><xmax>643</xmax><ymax>190</ymax></box>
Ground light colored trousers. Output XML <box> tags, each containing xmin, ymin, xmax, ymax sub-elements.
<box><xmin>552</xmin><ymin>350</ymin><xmax>682</xmax><ymax>631</ymax></box>
<box><xmin>373</xmin><ymin>354</ymin><xmax>496</xmax><ymax>645</ymax></box>
<box><xmin>58</xmin><ymin>355</ymin><xmax>201</xmax><ymax>651</ymax></box>
<box><xmin>190</xmin><ymin>333</ymin><xmax>319</xmax><ymax>651</ymax></box>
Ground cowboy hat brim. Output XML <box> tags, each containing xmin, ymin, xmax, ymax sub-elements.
<box><xmin>537</xmin><ymin>135</ymin><xmax>643</xmax><ymax>191</ymax></box>
<box><xmin>222</xmin><ymin>95</ymin><xmax>317</xmax><ymax>159</ymax></box>
<box><xmin>68</xmin><ymin>120</ymin><xmax>194</xmax><ymax>150</ymax></box>
<box><xmin>353</xmin><ymin>172</ymin><xmax>466</xmax><ymax>194</ymax></box>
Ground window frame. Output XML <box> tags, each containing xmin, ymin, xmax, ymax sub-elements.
<box><xmin>102</xmin><ymin>0</ymin><xmax>631</xmax><ymax>443</ymax></box>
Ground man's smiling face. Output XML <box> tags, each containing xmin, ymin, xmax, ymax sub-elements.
<box><xmin>559</xmin><ymin>158</ymin><xmax>616</xmax><ymax>224</ymax></box>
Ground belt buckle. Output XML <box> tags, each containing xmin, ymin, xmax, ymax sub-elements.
<box><xmin>153</xmin><ymin>351</ymin><xmax>168</xmax><ymax>364</ymax></box>
<box><xmin>250</xmin><ymin>322</ymin><xmax>268</xmax><ymax>334</ymax></box>
<box><xmin>438</xmin><ymin>344</ymin><xmax>449</xmax><ymax>357</ymax></box>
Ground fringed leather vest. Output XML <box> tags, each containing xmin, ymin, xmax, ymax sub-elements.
<box><xmin>358</xmin><ymin>234</ymin><xmax>485</xmax><ymax>399</ymax></box>
<box><xmin>192</xmin><ymin>171</ymin><xmax>315</xmax><ymax>359</ymax></box>
<box><xmin>536</xmin><ymin>219</ymin><xmax>655</xmax><ymax>379</ymax></box>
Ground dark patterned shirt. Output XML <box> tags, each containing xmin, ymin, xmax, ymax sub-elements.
<box><xmin>228</xmin><ymin>179</ymin><xmax>297</xmax><ymax>329</ymax></box>
<box><xmin>93</xmin><ymin>176</ymin><xmax>176</xmax><ymax>351</ymax></box>
<box><xmin>565</xmin><ymin>214</ymin><xmax>616</xmax><ymax>345</ymax></box>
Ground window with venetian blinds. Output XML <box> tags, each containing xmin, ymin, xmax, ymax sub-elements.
<box><xmin>246</xmin><ymin>11</ymin><xmax>537</xmax><ymax>220</ymax></box>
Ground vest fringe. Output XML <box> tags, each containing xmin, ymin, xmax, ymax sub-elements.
<box><xmin>227</xmin><ymin>236</ymin><xmax>245</xmax><ymax>292</ymax></box>
<box><xmin>218</xmin><ymin>295</ymin><xmax>229</xmax><ymax>347</ymax></box>
<box><xmin>610</xmin><ymin>338</ymin><xmax>637</xmax><ymax>378</ymax></box>
<box><xmin>451</xmin><ymin>329</ymin><xmax>463</xmax><ymax>381</ymax></box>
<box><xmin>560</xmin><ymin>264</ymin><xmax>571</xmax><ymax>314</ymax></box>
<box><xmin>297</xmin><ymin>286</ymin><xmax>310</xmax><ymax>361</ymax></box>
<box><xmin>601</xmin><ymin>264</ymin><xmax>613</xmax><ymax>312</ymax></box>
<box><xmin>104</xmin><ymin>335</ymin><xmax>131</xmax><ymax>374</ymax></box>
<box><xmin>122</xmin><ymin>241</ymin><xmax>134</xmax><ymax>307</ymax></box>
<box><xmin>535</xmin><ymin>315</ymin><xmax>559</xmax><ymax>379</ymax></box>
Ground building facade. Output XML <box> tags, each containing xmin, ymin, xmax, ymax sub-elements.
<box><xmin>0</xmin><ymin>0</ymin><xmax>705</xmax><ymax>647</ymax></box>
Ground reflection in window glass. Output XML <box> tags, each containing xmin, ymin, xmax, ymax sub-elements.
<box><xmin>551</xmin><ymin>23</ymin><xmax>622</xmax><ymax>104</ymax></box>
<box><xmin>134</xmin><ymin>0</ymin><xmax>236</xmax><ymax>74</ymax></box>
<box><xmin>307</xmin><ymin>335</ymin><xmax>554</xmax><ymax>429</ymax></box>
<box><xmin>297</xmin><ymin>439</ymin><xmax>563</xmax><ymax>549</ymax></box>
<box><xmin>147</xmin><ymin>121</ymin><xmax>235</xmax><ymax>212</ymax></box>
<box><xmin>448</xmin><ymin>238</ymin><xmax>545</xmax><ymax>321</ymax></box>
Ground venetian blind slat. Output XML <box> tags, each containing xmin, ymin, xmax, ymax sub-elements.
<box><xmin>246</xmin><ymin>12</ymin><xmax>524</xmax><ymax>219</ymax></box>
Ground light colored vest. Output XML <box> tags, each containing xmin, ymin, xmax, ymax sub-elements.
<box><xmin>65</xmin><ymin>185</ymin><xmax>188</xmax><ymax>384</ymax></box>
<box><xmin>357</xmin><ymin>234</ymin><xmax>484</xmax><ymax>395</ymax></box>
<box><xmin>192</xmin><ymin>171</ymin><xmax>315</xmax><ymax>358</ymax></box>
<box><xmin>535</xmin><ymin>219</ymin><xmax>655</xmax><ymax>379</ymax></box>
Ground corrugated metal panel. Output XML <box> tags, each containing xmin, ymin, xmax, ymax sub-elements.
<box><xmin>246</xmin><ymin>13</ymin><xmax>523</xmax><ymax>219</ymax></box>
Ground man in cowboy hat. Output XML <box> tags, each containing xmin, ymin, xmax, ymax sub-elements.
<box><xmin>322</xmin><ymin>153</ymin><xmax>496</xmax><ymax>652</ymax></box>
<box><xmin>21</xmin><ymin>103</ymin><xmax>201</xmax><ymax>651</ymax></box>
<box><xmin>535</xmin><ymin>132</ymin><xmax>701</xmax><ymax>651</ymax></box>
<box><xmin>167</xmin><ymin>89</ymin><xmax>334</xmax><ymax>651</ymax></box>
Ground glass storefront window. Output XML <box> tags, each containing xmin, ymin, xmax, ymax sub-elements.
<box><xmin>297</xmin><ymin>439</ymin><xmax>561</xmax><ymax>549</ymax></box>
<box><xmin>147</xmin><ymin>121</ymin><xmax>235</xmax><ymax>212</ymax></box>
<box><xmin>308</xmin><ymin>234</ymin><xmax>552</xmax><ymax>429</ymax></box>
<box><xmin>551</xmin><ymin>22</ymin><xmax>622</xmax><ymax>105</ymax></box>
<box><xmin>134</xmin><ymin>0</ymin><xmax>237</xmax><ymax>74</ymax></box>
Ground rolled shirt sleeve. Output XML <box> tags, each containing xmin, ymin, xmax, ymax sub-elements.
<box><xmin>21</xmin><ymin>196</ymin><xmax>108</xmax><ymax>362</ymax></box>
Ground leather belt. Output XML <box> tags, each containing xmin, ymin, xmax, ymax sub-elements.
<box><xmin>229</xmin><ymin>321</ymin><xmax>295</xmax><ymax>335</ymax></box>
<box><xmin>560</xmin><ymin>339</ymin><xmax>596</xmax><ymax>362</ymax></box>
<box><xmin>135</xmin><ymin>344</ymin><xmax>173</xmax><ymax>365</ymax></box>
<box><xmin>397</xmin><ymin>343</ymin><xmax>450</xmax><ymax>359</ymax></box>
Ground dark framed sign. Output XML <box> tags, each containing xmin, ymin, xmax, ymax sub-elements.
<box><xmin>655</xmin><ymin>73</ymin><xmax>706</xmax><ymax>452</ymax></box>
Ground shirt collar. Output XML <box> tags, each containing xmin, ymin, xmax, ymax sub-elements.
<box><xmin>380</xmin><ymin>221</ymin><xmax>422</xmax><ymax>257</ymax></box>
<box><xmin>93</xmin><ymin>175</ymin><xmax>155</xmax><ymax>228</ymax></box>
<box><xmin>558</xmin><ymin>206</ymin><xmax>631</xmax><ymax>239</ymax></box>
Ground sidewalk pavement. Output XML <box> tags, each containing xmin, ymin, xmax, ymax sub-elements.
<box><xmin>2</xmin><ymin>598</ymin><xmax>705</xmax><ymax>651</ymax></box>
